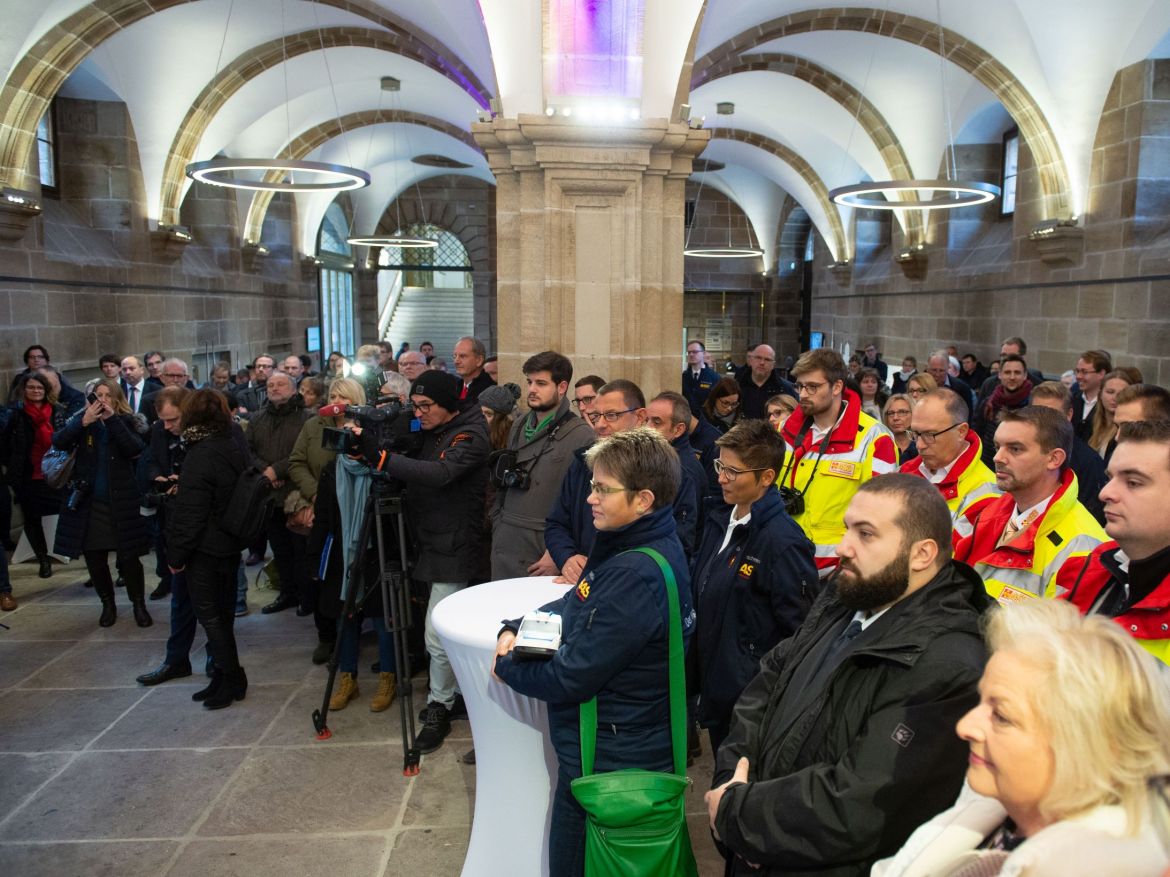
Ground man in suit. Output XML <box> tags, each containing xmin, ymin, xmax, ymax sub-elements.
<box><xmin>120</xmin><ymin>355</ymin><xmax>151</xmax><ymax>417</ymax></box>
<box><xmin>682</xmin><ymin>340</ymin><xmax>720</xmax><ymax>417</ymax></box>
<box><xmin>453</xmin><ymin>336</ymin><xmax>495</xmax><ymax>403</ymax></box>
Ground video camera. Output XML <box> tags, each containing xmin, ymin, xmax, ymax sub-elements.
<box><xmin>320</xmin><ymin>398</ymin><xmax>424</xmax><ymax>464</ymax></box>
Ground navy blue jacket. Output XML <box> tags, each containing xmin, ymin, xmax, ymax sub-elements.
<box><xmin>690</xmin><ymin>487</ymin><xmax>817</xmax><ymax>727</ymax></box>
<box><xmin>544</xmin><ymin>445</ymin><xmax>700</xmax><ymax>568</ymax></box>
<box><xmin>689</xmin><ymin>415</ymin><xmax>722</xmax><ymax>500</ymax></box>
<box><xmin>682</xmin><ymin>366</ymin><xmax>720</xmax><ymax>417</ymax></box>
<box><xmin>673</xmin><ymin>432</ymin><xmax>705</xmax><ymax>554</ymax></box>
<box><xmin>497</xmin><ymin>505</ymin><xmax>694</xmax><ymax>779</ymax></box>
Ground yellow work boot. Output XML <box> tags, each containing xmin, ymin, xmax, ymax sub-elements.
<box><xmin>329</xmin><ymin>673</ymin><xmax>359</xmax><ymax>711</ymax></box>
<box><xmin>370</xmin><ymin>672</ymin><xmax>397</xmax><ymax>712</ymax></box>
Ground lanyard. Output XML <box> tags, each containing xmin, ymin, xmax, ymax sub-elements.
<box><xmin>779</xmin><ymin>404</ymin><xmax>841</xmax><ymax>499</ymax></box>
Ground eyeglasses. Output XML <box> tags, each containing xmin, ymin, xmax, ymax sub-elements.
<box><xmin>1073</xmin><ymin>368</ymin><xmax>1099</xmax><ymax>377</ymax></box>
<box><xmin>572</xmin><ymin>395</ymin><xmax>596</xmax><ymax>408</ymax></box>
<box><xmin>793</xmin><ymin>381</ymin><xmax>826</xmax><ymax>395</ymax></box>
<box><xmin>588</xmin><ymin>407</ymin><xmax>636</xmax><ymax>424</ymax></box>
<box><xmin>749</xmin><ymin>355</ymin><xmax>776</xmax><ymax>363</ymax></box>
<box><xmin>908</xmin><ymin>422</ymin><xmax>961</xmax><ymax>446</ymax></box>
<box><xmin>908</xmin><ymin>387</ymin><xmax>927</xmax><ymax>396</ymax></box>
<box><xmin>590</xmin><ymin>480</ymin><xmax>631</xmax><ymax>496</ymax></box>
<box><xmin>713</xmin><ymin>459</ymin><xmax>771</xmax><ymax>481</ymax></box>
<box><xmin>162</xmin><ymin>373</ymin><xmax>187</xmax><ymax>379</ymax></box>
<box><xmin>885</xmin><ymin>408</ymin><xmax>912</xmax><ymax>418</ymax></box>
<box><xmin>413</xmin><ymin>401</ymin><xmax>436</xmax><ymax>413</ymax></box>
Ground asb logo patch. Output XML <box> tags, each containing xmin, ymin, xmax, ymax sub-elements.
<box><xmin>737</xmin><ymin>563</ymin><xmax>755</xmax><ymax>579</ymax></box>
<box><xmin>827</xmin><ymin>460</ymin><xmax>857</xmax><ymax>478</ymax></box>
<box><xmin>576</xmin><ymin>580</ymin><xmax>590</xmax><ymax>601</ymax></box>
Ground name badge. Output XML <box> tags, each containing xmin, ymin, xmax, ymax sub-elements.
<box><xmin>827</xmin><ymin>460</ymin><xmax>857</xmax><ymax>478</ymax></box>
<box><xmin>997</xmin><ymin>585</ymin><xmax>1036</xmax><ymax>605</ymax></box>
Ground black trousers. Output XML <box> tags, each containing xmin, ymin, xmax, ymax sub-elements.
<box><xmin>16</xmin><ymin>479</ymin><xmax>62</xmax><ymax>559</ymax></box>
<box><xmin>188</xmin><ymin>552</ymin><xmax>241</xmax><ymax>674</ymax></box>
<box><xmin>266</xmin><ymin>510</ymin><xmax>308</xmax><ymax>604</ymax></box>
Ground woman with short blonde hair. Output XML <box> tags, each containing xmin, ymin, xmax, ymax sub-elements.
<box><xmin>906</xmin><ymin>372</ymin><xmax>938</xmax><ymax>402</ymax></box>
<box><xmin>875</xmin><ymin>599</ymin><xmax>1170</xmax><ymax>876</ymax></box>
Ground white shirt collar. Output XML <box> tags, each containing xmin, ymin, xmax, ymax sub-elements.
<box><xmin>919</xmin><ymin>456</ymin><xmax>958</xmax><ymax>484</ymax></box>
<box><xmin>1010</xmin><ymin>495</ymin><xmax>1054</xmax><ymax>530</ymax></box>
<box><xmin>810</xmin><ymin>399</ymin><xmax>849</xmax><ymax>443</ymax></box>
<box><xmin>719</xmin><ymin>507</ymin><xmax>751</xmax><ymax>554</ymax></box>
<box><xmin>853</xmin><ymin>606</ymin><xmax>891</xmax><ymax>631</ymax></box>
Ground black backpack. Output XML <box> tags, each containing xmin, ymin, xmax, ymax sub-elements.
<box><xmin>218</xmin><ymin>463</ymin><xmax>275</xmax><ymax>546</ymax></box>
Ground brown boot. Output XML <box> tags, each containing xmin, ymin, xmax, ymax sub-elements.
<box><xmin>329</xmin><ymin>673</ymin><xmax>359</xmax><ymax>711</ymax></box>
<box><xmin>370</xmin><ymin>672</ymin><xmax>397</xmax><ymax>712</ymax></box>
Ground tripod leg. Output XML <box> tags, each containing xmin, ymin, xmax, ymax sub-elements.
<box><xmin>312</xmin><ymin>491</ymin><xmax>378</xmax><ymax>740</ymax></box>
<box><xmin>376</xmin><ymin>510</ymin><xmax>420</xmax><ymax>775</ymax></box>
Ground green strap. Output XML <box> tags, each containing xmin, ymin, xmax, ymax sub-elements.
<box><xmin>579</xmin><ymin>547</ymin><xmax>687</xmax><ymax>778</ymax></box>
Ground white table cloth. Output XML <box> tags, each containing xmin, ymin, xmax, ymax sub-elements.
<box><xmin>432</xmin><ymin>576</ymin><xmax>572</xmax><ymax>877</ymax></box>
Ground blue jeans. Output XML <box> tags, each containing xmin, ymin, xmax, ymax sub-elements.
<box><xmin>164</xmin><ymin>570</ymin><xmax>197</xmax><ymax>666</ymax></box>
<box><xmin>549</xmin><ymin>770</ymin><xmax>586</xmax><ymax>877</ymax></box>
<box><xmin>337</xmin><ymin>613</ymin><xmax>397</xmax><ymax>676</ymax></box>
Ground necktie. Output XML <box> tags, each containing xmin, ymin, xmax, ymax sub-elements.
<box><xmin>997</xmin><ymin>510</ymin><xmax>1038</xmax><ymax>548</ymax></box>
<box><xmin>460</xmin><ymin>383</ymin><xmax>469</xmax><ymax>400</ymax></box>
<box><xmin>823</xmin><ymin>619</ymin><xmax>864</xmax><ymax>664</ymax></box>
<box><xmin>128</xmin><ymin>385</ymin><xmax>137</xmax><ymax>411</ymax></box>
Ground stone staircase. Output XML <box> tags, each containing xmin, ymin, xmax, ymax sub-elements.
<box><xmin>383</xmin><ymin>286</ymin><xmax>474</xmax><ymax>360</ymax></box>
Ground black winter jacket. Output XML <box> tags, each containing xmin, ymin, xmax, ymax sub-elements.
<box><xmin>6</xmin><ymin>402</ymin><xmax>68</xmax><ymax>491</ymax></box>
<box><xmin>712</xmin><ymin>562</ymin><xmax>991</xmax><ymax>877</ymax></box>
<box><xmin>381</xmin><ymin>404</ymin><xmax>489</xmax><ymax>583</ymax></box>
<box><xmin>51</xmin><ymin>412</ymin><xmax>149</xmax><ymax>559</ymax></box>
<box><xmin>165</xmin><ymin>431</ymin><xmax>246</xmax><ymax>566</ymax></box>
<box><xmin>496</xmin><ymin>505</ymin><xmax>694</xmax><ymax>780</ymax></box>
<box><xmin>246</xmin><ymin>396</ymin><xmax>312</xmax><ymax>505</ymax></box>
<box><xmin>690</xmin><ymin>488</ymin><xmax>817</xmax><ymax>727</ymax></box>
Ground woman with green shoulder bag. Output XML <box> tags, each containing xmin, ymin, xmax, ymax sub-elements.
<box><xmin>494</xmin><ymin>427</ymin><xmax>698</xmax><ymax>876</ymax></box>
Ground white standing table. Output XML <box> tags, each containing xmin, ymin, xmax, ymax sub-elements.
<box><xmin>431</xmin><ymin>576</ymin><xmax>572</xmax><ymax>877</ymax></box>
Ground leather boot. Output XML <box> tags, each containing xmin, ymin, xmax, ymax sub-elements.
<box><xmin>94</xmin><ymin>580</ymin><xmax>117</xmax><ymax>628</ymax></box>
<box><xmin>123</xmin><ymin>568</ymin><xmax>153</xmax><ymax>628</ymax></box>
<box><xmin>37</xmin><ymin>555</ymin><xmax>52</xmax><ymax>578</ymax></box>
<box><xmin>329</xmin><ymin>673</ymin><xmax>360</xmax><ymax>711</ymax></box>
<box><xmin>370</xmin><ymin>673</ymin><xmax>397</xmax><ymax>712</ymax></box>
<box><xmin>192</xmin><ymin>669</ymin><xmax>223</xmax><ymax>702</ymax></box>
<box><xmin>203</xmin><ymin>666</ymin><xmax>247</xmax><ymax>710</ymax></box>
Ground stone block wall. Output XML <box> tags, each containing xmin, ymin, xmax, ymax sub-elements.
<box><xmin>683</xmin><ymin>182</ymin><xmax>803</xmax><ymax>367</ymax></box>
<box><xmin>808</xmin><ymin>60</ymin><xmax>1170</xmax><ymax>385</ymax></box>
<box><xmin>0</xmin><ymin>97</ymin><xmax>317</xmax><ymax>390</ymax></box>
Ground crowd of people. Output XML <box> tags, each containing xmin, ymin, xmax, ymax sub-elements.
<box><xmin>2</xmin><ymin>331</ymin><xmax>1169</xmax><ymax>875</ymax></box>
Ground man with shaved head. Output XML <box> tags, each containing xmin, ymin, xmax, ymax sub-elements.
<box><xmin>736</xmin><ymin>343</ymin><xmax>796</xmax><ymax>421</ymax></box>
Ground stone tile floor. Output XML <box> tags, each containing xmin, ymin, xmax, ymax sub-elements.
<box><xmin>0</xmin><ymin>556</ymin><xmax>726</xmax><ymax>876</ymax></box>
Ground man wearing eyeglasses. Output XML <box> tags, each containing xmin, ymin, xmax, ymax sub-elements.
<box><xmin>570</xmin><ymin>375</ymin><xmax>605</xmax><ymax>421</ymax></box>
<box><xmin>646</xmin><ymin>391</ymin><xmax>707</xmax><ymax>554</ymax></box>
<box><xmin>779</xmin><ymin>348</ymin><xmax>897</xmax><ymax>577</ymax></box>
<box><xmin>735</xmin><ymin>343</ymin><xmax>796</xmax><ymax>421</ymax></box>
<box><xmin>489</xmin><ymin>352</ymin><xmax>593</xmax><ymax>580</ymax></box>
<box><xmin>380</xmin><ymin>370</ymin><xmax>489</xmax><ymax>754</ymax></box>
<box><xmin>900</xmin><ymin>389</ymin><xmax>999</xmax><ymax>545</ymax></box>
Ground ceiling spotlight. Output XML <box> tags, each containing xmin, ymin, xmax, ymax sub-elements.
<box><xmin>380</xmin><ymin>76</ymin><xmax>401</xmax><ymax>92</ymax></box>
<box><xmin>716</xmin><ymin>102</ymin><xmax>735</xmax><ymax>115</ymax></box>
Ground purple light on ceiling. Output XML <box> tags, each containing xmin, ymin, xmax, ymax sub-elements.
<box><xmin>548</xmin><ymin>0</ymin><xmax>643</xmax><ymax>98</ymax></box>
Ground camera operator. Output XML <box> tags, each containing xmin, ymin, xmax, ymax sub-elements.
<box><xmin>379</xmin><ymin>371</ymin><xmax>490</xmax><ymax>754</ymax></box>
<box><xmin>489</xmin><ymin>351</ymin><xmax>593</xmax><ymax>580</ymax></box>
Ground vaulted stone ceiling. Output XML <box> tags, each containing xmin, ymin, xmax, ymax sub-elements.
<box><xmin>3</xmin><ymin>0</ymin><xmax>1169</xmax><ymax>265</ymax></box>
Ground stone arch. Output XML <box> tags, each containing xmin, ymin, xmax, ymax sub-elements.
<box><xmin>159</xmin><ymin>26</ymin><xmax>487</xmax><ymax>225</ymax></box>
<box><xmin>372</xmin><ymin>177</ymin><xmax>493</xmax><ymax>275</ymax></box>
<box><xmin>692</xmin><ymin>8</ymin><xmax>1071</xmax><ymax>216</ymax></box>
<box><xmin>702</xmin><ymin>52</ymin><xmax>921</xmax><ymax>240</ymax></box>
<box><xmin>709</xmin><ymin>128</ymin><xmax>848</xmax><ymax>262</ymax></box>
<box><xmin>239</xmin><ymin>109</ymin><xmax>481</xmax><ymax>244</ymax></box>
<box><xmin>0</xmin><ymin>0</ymin><xmax>492</xmax><ymax>192</ymax></box>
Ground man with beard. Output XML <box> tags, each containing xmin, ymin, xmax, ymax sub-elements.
<box><xmin>705</xmin><ymin>475</ymin><xmax>991</xmax><ymax>876</ymax></box>
<box><xmin>489</xmin><ymin>351</ymin><xmax>593</xmax><ymax>579</ymax></box>
<box><xmin>779</xmin><ymin>348</ymin><xmax>897</xmax><ymax>577</ymax></box>
<box><xmin>956</xmin><ymin>405</ymin><xmax>1105</xmax><ymax>604</ymax></box>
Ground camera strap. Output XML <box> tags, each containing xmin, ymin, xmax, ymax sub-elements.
<box><xmin>514</xmin><ymin>408</ymin><xmax>576</xmax><ymax>471</ymax></box>
<box><xmin>780</xmin><ymin>401</ymin><xmax>844</xmax><ymax>500</ymax></box>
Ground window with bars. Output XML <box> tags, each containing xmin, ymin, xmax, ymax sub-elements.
<box><xmin>317</xmin><ymin>204</ymin><xmax>355</xmax><ymax>355</ymax></box>
<box><xmin>377</xmin><ymin>222</ymin><xmax>471</xmax><ymax>289</ymax></box>
<box><xmin>1001</xmin><ymin>128</ymin><xmax>1019</xmax><ymax>217</ymax></box>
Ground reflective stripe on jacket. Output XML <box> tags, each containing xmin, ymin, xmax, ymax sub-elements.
<box><xmin>900</xmin><ymin>431</ymin><xmax>1000</xmax><ymax>546</ymax></box>
<box><xmin>779</xmin><ymin>389</ymin><xmax>897</xmax><ymax>574</ymax></box>
<box><xmin>955</xmin><ymin>469</ymin><xmax>1106</xmax><ymax>604</ymax></box>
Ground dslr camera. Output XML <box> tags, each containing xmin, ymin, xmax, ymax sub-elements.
<box><xmin>489</xmin><ymin>449</ymin><xmax>531</xmax><ymax>491</ymax></box>
<box><xmin>778</xmin><ymin>485</ymin><xmax>804</xmax><ymax>517</ymax></box>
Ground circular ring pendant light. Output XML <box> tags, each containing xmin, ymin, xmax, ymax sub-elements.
<box><xmin>683</xmin><ymin>245</ymin><xmax>764</xmax><ymax>258</ymax></box>
<box><xmin>347</xmin><ymin>235</ymin><xmax>436</xmax><ymax>248</ymax></box>
<box><xmin>829</xmin><ymin>179</ymin><xmax>999</xmax><ymax>210</ymax></box>
<box><xmin>186</xmin><ymin>159</ymin><xmax>370</xmax><ymax>193</ymax></box>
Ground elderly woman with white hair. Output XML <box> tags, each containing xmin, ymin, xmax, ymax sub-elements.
<box><xmin>872</xmin><ymin>598</ymin><xmax>1170</xmax><ymax>877</ymax></box>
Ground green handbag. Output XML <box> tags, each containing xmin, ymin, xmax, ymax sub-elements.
<box><xmin>569</xmin><ymin>547</ymin><xmax>699</xmax><ymax>877</ymax></box>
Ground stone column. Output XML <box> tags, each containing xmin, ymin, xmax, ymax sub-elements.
<box><xmin>473</xmin><ymin>116</ymin><xmax>709</xmax><ymax>397</ymax></box>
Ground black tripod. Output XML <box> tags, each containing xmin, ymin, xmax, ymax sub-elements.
<box><xmin>312</xmin><ymin>477</ymin><xmax>421</xmax><ymax>776</ymax></box>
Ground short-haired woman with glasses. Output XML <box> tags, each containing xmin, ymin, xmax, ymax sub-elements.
<box><xmin>494</xmin><ymin>428</ymin><xmax>694</xmax><ymax>876</ymax></box>
<box><xmin>906</xmin><ymin>372</ymin><xmax>938</xmax><ymax>403</ymax></box>
<box><xmin>689</xmin><ymin>419</ymin><xmax>817</xmax><ymax>754</ymax></box>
